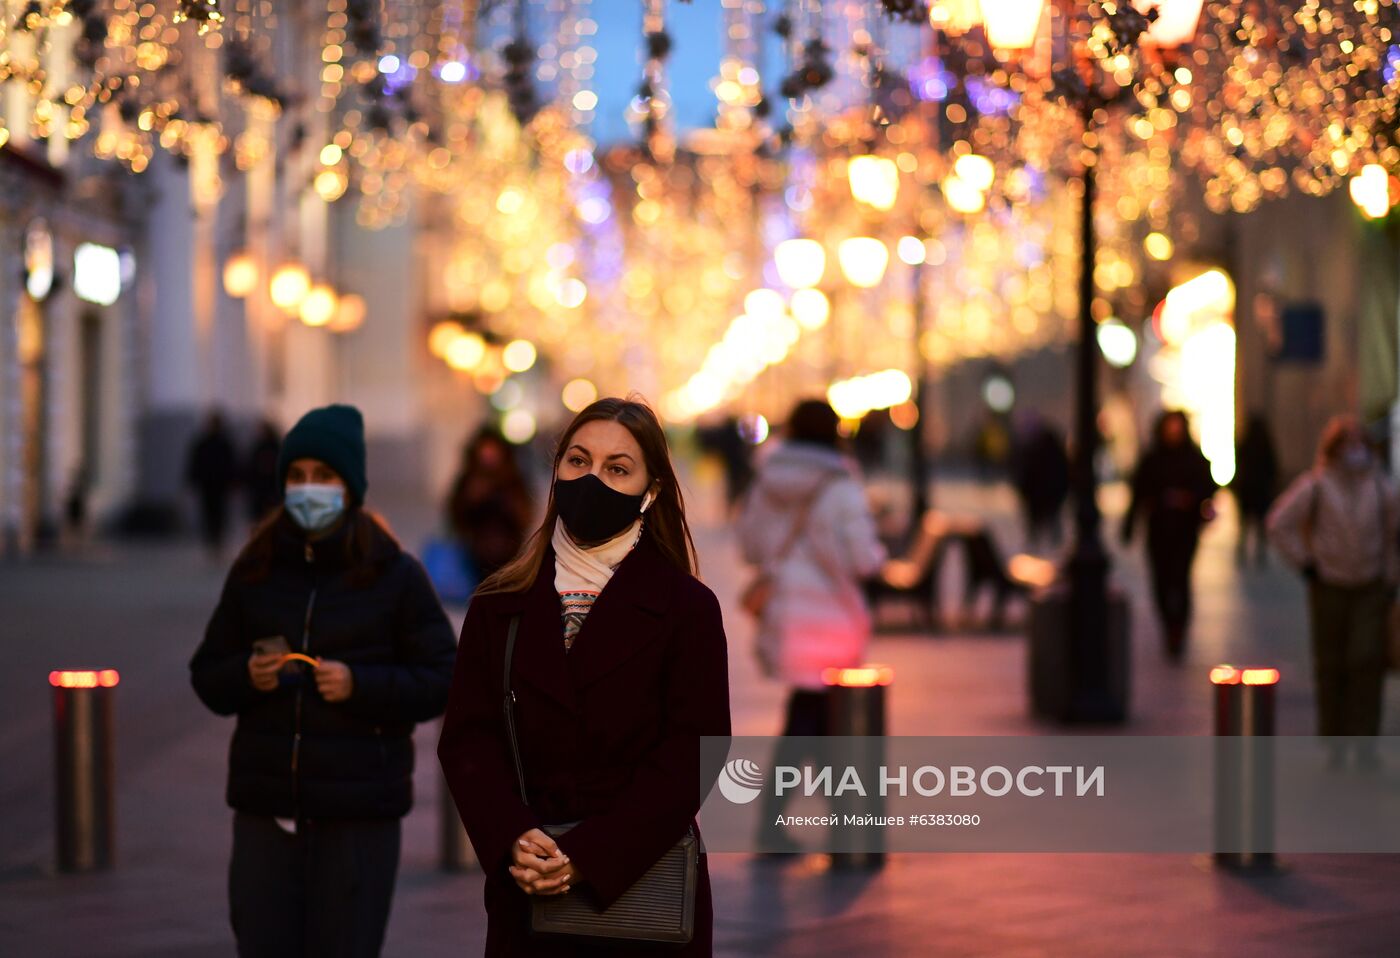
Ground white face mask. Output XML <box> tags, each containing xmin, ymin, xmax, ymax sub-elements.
<box><xmin>1342</xmin><ymin>444</ymin><xmax>1372</xmax><ymax>473</ymax></box>
<box><xmin>284</xmin><ymin>483</ymin><xmax>346</xmax><ymax>532</ymax></box>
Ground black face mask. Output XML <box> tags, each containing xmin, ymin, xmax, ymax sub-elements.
<box><xmin>554</xmin><ymin>473</ymin><xmax>646</xmax><ymax>543</ymax></box>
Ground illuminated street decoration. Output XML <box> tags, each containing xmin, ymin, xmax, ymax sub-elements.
<box><xmin>2</xmin><ymin>1</ymin><xmax>1398</xmax><ymax>418</ymax></box>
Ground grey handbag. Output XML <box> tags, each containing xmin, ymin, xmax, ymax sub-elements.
<box><xmin>502</xmin><ymin>615</ymin><xmax>698</xmax><ymax>944</ymax></box>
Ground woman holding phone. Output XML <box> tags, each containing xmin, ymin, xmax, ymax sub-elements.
<box><xmin>438</xmin><ymin>396</ymin><xmax>731</xmax><ymax>956</ymax></box>
<box><xmin>190</xmin><ymin>404</ymin><xmax>456</xmax><ymax>958</ymax></box>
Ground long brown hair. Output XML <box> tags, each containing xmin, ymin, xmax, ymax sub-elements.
<box><xmin>232</xmin><ymin>506</ymin><xmax>401</xmax><ymax>587</ymax></box>
<box><xmin>475</xmin><ymin>396</ymin><xmax>698</xmax><ymax>595</ymax></box>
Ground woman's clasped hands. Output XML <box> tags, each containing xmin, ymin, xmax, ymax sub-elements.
<box><xmin>510</xmin><ymin>828</ymin><xmax>578</xmax><ymax>896</ymax></box>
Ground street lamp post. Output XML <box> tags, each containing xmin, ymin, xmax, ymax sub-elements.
<box><xmin>1063</xmin><ymin>96</ymin><xmax>1118</xmax><ymax>721</ymax></box>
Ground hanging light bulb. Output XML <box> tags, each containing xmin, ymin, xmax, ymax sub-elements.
<box><xmin>269</xmin><ymin>262</ymin><xmax>311</xmax><ymax>311</ymax></box>
<box><xmin>222</xmin><ymin>251</ymin><xmax>258</xmax><ymax>298</ymax></box>
<box><xmin>838</xmin><ymin>238</ymin><xmax>890</xmax><ymax>289</ymax></box>
<box><xmin>980</xmin><ymin>0</ymin><xmax>1045</xmax><ymax>50</ymax></box>
<box><xmin>848</xmin><ymin>154</ymin><xmax>900</xmax><ymax>211</ymax></box>
<box><xmin>299</xmin><ymin>283</ymin><xmax>338</xmax><ymax>327</ymax></box>
<box><xmin>774</xmin><ymin>239</ymin><xmax>826</xmax><ymax>289</ymax></box>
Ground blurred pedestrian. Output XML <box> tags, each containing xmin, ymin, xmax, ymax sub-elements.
<box><xmin>1120</xmin><ymin>411</ymin><xmax>1217</xmax><ymax>661</ymax></box>
<box><xmin>1231</xmin><ymin>412</ymin><xmax>1279</xmax><ymax>567</ymax></box>
<box><xmin>696</xmin><ymin>415</ymin><xmax>756</xmax><ymax>509</ymax></box>
<box><xmin>245</xmin><ymin>418</ymin><xmax>282</xmax><ymax>523</ymax></box>
<box><xmin>190</xmin><ymin>404</ymin><xmax>456</xmax><ymax>958</ymax></box>
<box><xmin>186</xmin><ymin>409</ymin><xmax>238</xmax><ymax>561</ymax></box>
<box><xmin>1267</xmin><ymin>415</ymin><xmax>1398</xmax><ymax>764</ymax></box>
<box><xmin>738</xmin><ymin>399</ymin><xmax>885</xmax><ymax>836</ymax></box>
<box><xmin>1010</xmin><ymin>413</ymin><xmax>1070</xmax><ymax>552</ymax></box>
<box><xmin>446</xmin><ymin>427</ymin><xmax>534</xmax><ymax>581</ymax></box>
<box><xmin>438</xmin><ymin>397</ymin><xmax>730</xmax><ymax>956</ymax></box>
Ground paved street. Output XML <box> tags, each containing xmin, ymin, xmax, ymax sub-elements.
<box><xmin>2</xmin><ymin>473</ymin><xmax>1400</xmax><ymax>957</ymax></box>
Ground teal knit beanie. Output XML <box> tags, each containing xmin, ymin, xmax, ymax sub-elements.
<box><xmin>277</xmin><ymin>404</ymin><xmax>368</xmax><ymax>505</ymax></box>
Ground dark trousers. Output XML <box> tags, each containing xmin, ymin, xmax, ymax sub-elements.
<box><xmin>1146</xmin><ymin>523</ymin><xmax>1200</xmax><ymax>649</ymax></box>
<box><xmin>229</xmin><ymin>813</ymin><xmax>401</xmax><ymax>958</ymax></box>
<box><xmin>1307</xmin><ymin>580</ymin><xmax>1390</xmax><ymax>736</ymax></box>
<box><xmin>761</xmin><ymin>690</ymin><xmax>831</xmax><ymax>827</ymax></box>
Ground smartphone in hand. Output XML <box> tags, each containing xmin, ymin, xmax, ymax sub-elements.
<box><xmin>252</xmin><ymin>636</ymin><xmax>291</xmax><ymax>658</ymax></box>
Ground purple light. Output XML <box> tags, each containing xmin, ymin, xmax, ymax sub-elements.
<box><xmin>909</xmin><ymin>57</ymin><xmax>953</xmax><ymax>103</ymax></box>
<box><xmin>966</xmin><ymin>77</ymin><xmax>1018</xmax><ymax>116</ymax></box>
<box><xmin>564</xmin><ymin>148</ymin><xmax>595</xmax><ymax>175</ymax></box>
<box><xmin>1385</xmin><ymin>44</ymin><xmax>1400</xmax><ymax>85</ymax></box>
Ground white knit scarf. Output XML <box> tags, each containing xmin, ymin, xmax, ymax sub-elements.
<box><xmin>552</xmin><ymin>511</ymin><xmax>646</xmax><ymax>648</ymax></box>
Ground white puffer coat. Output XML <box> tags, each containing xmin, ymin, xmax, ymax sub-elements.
<box><xmin>738</xmin><ymin>442</ymin><xmax>886</xmax><ymax>689</ymax></box>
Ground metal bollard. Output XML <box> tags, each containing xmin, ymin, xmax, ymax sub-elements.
<box><xmin>1210</xmin><ymin>665</ymin><xmax>1278</xmax><ymax>871</ymax></box>
<box><xmin>823</xmin><ymin>665</ymin><xmax>891</xmax><ymax>869</ymax></box>
<box><xmin>439</xmin><ymin>771</ymin><xmax>478</xmax><ymax>872</ymax></box>
<box><xmin>51</xmin><ymin>669</ymin><xmax>118</xmax><ymax>873</ymax></box>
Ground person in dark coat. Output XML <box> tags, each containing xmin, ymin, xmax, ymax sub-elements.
<box><xmin>190</xmin><ymin>404</ymin><xmax>457</xmax><ymax>958</ymax></box>
<box><xmin>438</xmin><ymin>397</ymin><xmax>731</xmax><ymax>957</ymax></box>
<box><xmin>1010</xmin><ymin>413</ymin><xmax>1071</xmax><ymax>552</ymax></box>
<box><xmin>245</xmin><ymin>418</ymin><xmax>283</xmax><ymax>523</ymax></box>
<box><xmin>447</xmin><ymin>427</ymin><xmax>535</xmax><ymax>580</ymax></box>
<box><xmin>1231</xmin><ymin>412</ymin><xmax>1279</xmax><ymax>567</ymax></box>
<box><xmin>187</xmin><ymin>409</ymin><xmax>239</xmax><ymax>560</ymax></box>
<box><xmin>1121</xmin><ymin>410</ymin><xmax>1218</xmax><ymax>661</ymax></box>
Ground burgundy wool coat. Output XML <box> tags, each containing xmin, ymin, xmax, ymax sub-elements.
<box><xmin>437</xmin><ymin>532</ymin><xmax>732</xmax><ymax>956</ymax></box>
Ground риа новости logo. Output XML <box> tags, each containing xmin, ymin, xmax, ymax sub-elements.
<box><xmin>717</xmin><ymin>758</ymin><xmax>764</xmax><ymax>804</ymax></box>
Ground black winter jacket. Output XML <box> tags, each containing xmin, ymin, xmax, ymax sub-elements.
<box><xmin>190</xmin><ymin>514</ymin><xmax>457</xmax><ymax>820</ymax></box>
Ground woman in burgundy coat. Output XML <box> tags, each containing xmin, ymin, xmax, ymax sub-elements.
<box><xmin>438</xmin><ymin>397</ymin><xmax>732</xmax><ymax>956</ymax></box>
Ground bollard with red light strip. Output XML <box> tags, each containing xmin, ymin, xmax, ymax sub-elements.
<box><xmin>823</xmin><ymin>665</ymin><xmax>892</xmax><ymax>869</ymax></box>
<box><xmin>50</xmin><ymin>669</ymin><xmax>118</xmax><ymax>872</ymax></box>
<box><xmin>1210</xmin><ymin>665</ymin><xmax>1278</xmax><ymax>870</ymax></box>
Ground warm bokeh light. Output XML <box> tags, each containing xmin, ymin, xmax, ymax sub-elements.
<box><xmin>1097</xmin><ymin>319</ymin><xmax>1138</xmax><ymax>368</ymax></box>
<box><xmin>789</xmin><ymin>288</ymin><xmax>831</xmax><ymax>330</ymax></box>
<box><xmin>1210</xmin><ymin>666</ymin><xmax>1240</xmax><ymax>686</ymax></box>
<box><xmin>49</xmin><ymin>669</ymin><xmax>120</xmax><ymax>689</ymax></box>
<box><xmin>428</xmin><ymin>320</ymin><xmax>466</xmax><ymax>359</ymax></box>
<box><xmin>980</xmin><ymin>0</ymin><xmax>1045</xmax><ymax>50</ymax></box>
<box><xmin>897</xmin><ymin>235</ymin><xmax>927</xmax><ymax>266</ymax></box>
<box><xmin>837</xmin><ymin>237</ymin><xmax>889</xmax><ymax>288</ymax></box>
<box><xmin>445</xmin><ymin>331</ymin><xmax>487</xmax><ymax>371</ymax></box>
<box><xmin>269</xmin><ymin>263</ymin><xmax>311</xmax><ymax>311</ymax></box>
<box><xmin>1144</xmin><ymin>232</ymin><xmax>1175</xmax><ymax>261</ymax></box>
<box><xmin>222</xmin><ymin>252</ymin><xmax>258</xmax><ymax>299</ymax></box>
<box><xmin>774</xmin><ymin>238</ymin><xmax>826</xmax><ymax>289</ymax></box>
<box><xmin>299</xmin><ymin>283</ymin><xmax>338</xmax><ymax>327</ymax></box>
<box><xmin>329</xmin><ymin>293</ymin><xmax>366</xmax><ymax>333</ymax></box>
<box><xmin>1349</xmin><ymin>164</ymin><xmax>1393</xmax><ymax>220</ymax></box>
<box><xmin>744</xmin><ymin>288</ymin><xmax>786</xmax><ymax>322</ymax></box>
<box><xmin>828</xmin><ymin>369</ymin><xmax>912</xmax><ymax>420</ymax></box>
<box><xmin>942</xmin><ymin>174</ymin><xmax>987</xmax><ymax>214</ymax></box>
<box><xmin>930</xmin><ymin>0</ymin><xmax>981</xmax><ymax>34</ymax></box>
<box><xmin>954</xmin><ymin>154</ymin><xmax>995</xmax><ymax>192</ymax></box>
<box><xmin>821</xmin><ymin>665</ymin><xmax>894</xmax><ymax>687</ymax></box>
<box><xmin>502</xmin><ymin>339</ymin><xmax>538</xmax><ymax>373</ymax></box>
<box><xmin>501</xmin><ymin>408</ymin><xmax>537</xmax><ymax>444</ymax></box>
<box><xmin>847</xmin><ymin>154</ymin><xmax>900</xmax><ymax>211</ymax></box>
<box><xmin>314</xmin><ymin>168</ymin><xmax>348</xmax><ymax>202</ymax></box>
<box><xmin>562</xmin><ymin>378</ymin><xmax>598</xmax><ymax>412</ymax></box>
